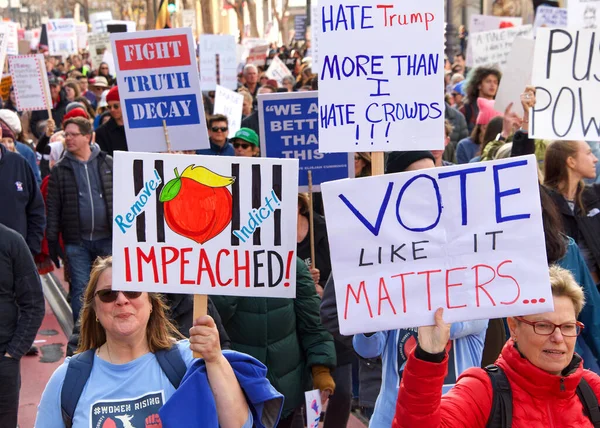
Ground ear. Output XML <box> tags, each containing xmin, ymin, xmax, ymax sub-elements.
<box><xmin>507</xmin><ymin>317</ymin><xmax>518</xmax><ymax>339</ymax></box>
<box><xmin>566</xmin><ymin>155</ymin><xmax>577</xmax><ymax>170</ymax></box>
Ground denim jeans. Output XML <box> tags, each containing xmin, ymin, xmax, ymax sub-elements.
<box><xmin>0</xmin><ymin>355</ymin><xmax>20</xmax><ymax>427</ymax></box>
<box><xmin>65</xmin><ymin>238</ymin><xmax>112</xmax><ymax>323</ymax></box>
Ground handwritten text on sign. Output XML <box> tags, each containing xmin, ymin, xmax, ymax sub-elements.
<box><xmin>317</xmin><ymin>0</ymin><xmax>445</xmax><ymax>153</ymax></box>
<box><xmin>531</xmin><ymin>29</ymin><xmax>600</xmax><ymax>142</ymax></box>
<box><xmin>111</xmin><ymin>152</ymin><xmax>299</xmax><ymax>298</ymax></box>
<box><xmin>467</xmin><ymin>25</ymin><xmax>533</xmax><ymax>71</ymax></box>
<box><xmin>321</xmin><ymin>156</ymin><xmax>550</xmax><ymax>335</ymax></box>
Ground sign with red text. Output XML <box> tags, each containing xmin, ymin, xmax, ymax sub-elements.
<box><xmin>531</xmin><ymin>29</ymin><xmax>599</xmax><ymax>141</ymax></box>
<box><xmin>0</xmin><ymin>26</ymin><xmax>9</xmax><ymax>70</ymax></box>
<box><xmin>199</xmin><ymin>35</ymin><xmax>237</xmax><ymax>90</ymax></box>
<box><xmin>110</xmin><ymin>28</ymin><xmax>209</xmax><ymax>152</ymax></box>
<box><xmin>0</xmin><ymin>21</ymin><xmax>19</xmax><ymax>55</ymax></box>
<box><xmin>112</xmin><ymin>152</ymin><xmax>299</xmax><ymax>298</ymax></box>
<box><xmin>321</xmin><ymin>155</ymin><xmax>550</xmax><ymax>335</ymax></box>
<box><xmin>247</xmin><ymin>44</ymin><xmax>269</xmax><ymax>66</ymax></box>
<box><xmin>317</xmin><ymin>0</ymin><xmax>445</xmax><ymax>153</ymax></box>
<box><xmin>8</xmin><ymin>55</ymin><xmax>51</xmax><ymax>111</ymax></box>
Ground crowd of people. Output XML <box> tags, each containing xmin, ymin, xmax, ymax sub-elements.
<box><xmin>0</xmin><ymin>28</ymin><xmax>600</xmax><ymax>428</ymax></box>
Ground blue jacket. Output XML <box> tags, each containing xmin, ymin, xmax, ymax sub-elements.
<box><xmin>159</xmin><ymin>350</ymin><xmax>284</xmax><ymax>428</ymax></box>
<box><xmin>196</xmin><ymin>139</ymin><xmax>235</xmax><ymax>156</ymax></box>
<box><xmin>456</xmin><ymin>137</ymin><xmax>479</xmax><ymax>164</ymax></box>
<box><xmin>15</xmin><ymin>142</ymin><xmax>41</xmax><ymax>185</ymax></box>
<box><xmin>353</xmin><ymin>319</ymin><xmax>488</xmax><ymax>427</ymax></box>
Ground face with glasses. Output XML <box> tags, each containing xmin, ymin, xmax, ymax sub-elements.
<box><xmin>208</xmin><ymin>120</ymin><xmax>229</xmax><ymax>145</ymax></box>
<box><xmin>233</xmin><ymin>139</ymin><xmax>258</xmax><ymax>157</ymax></box>
<box><xmin>508</xmin><ymin>296</ymin><xmax>581</xmax><ymax>375</ymax></box>
<box><xmin>107</xmin><ymin>102</ymin><xmax>122</xmax><ymax>121</ymax></box>
<box><xmin>64</xmin><ymin>124</ymin><xmax>92</xmax><ymax>154</ymax></box>
<box><xmin>94</xmin><ymin>267</ymin><xmax>152</xmax><ymax>338</ymax></box>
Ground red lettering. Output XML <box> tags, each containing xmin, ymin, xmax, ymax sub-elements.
<box><xmin>196</xmin><ymin>248</ymin><xmax>216</xmax><ymax>286</ymax></box>
<box><xmin>417</xmin><ymin>269</ymin><xmax>441</xmax><ymax>310</ymax></box>
<box><xmin>216</xmin><ymin>249</ymin><xmax>232</xmax><ymax>286</ymax></box>
<box><xmin>378</xmin><ymin>277</ymin><xmax>397</xmax><ymax>316</ymax></box>
<box><xmin>391</xmin><ymin>271</ymin><xmax>415</xmax><ymax>313</ymax></box>
<box><xmin>445</xmin><ymin>266</ymin><xmax>467</xmax><ymax>309</ymax></box>
<box><xmin>136</xmin><ymin>247</ymin><xmax>159</xmax><ymax>283</ymax></box>
<box><xmin>180</xmin><ymin>248</ymin><xmax>194</xmax><ymax>285</ymax></box>
<box><xmin>498</xmin><ymin>260</ymin><xmax>521</xmax><ymax>305</ymax></box>
<box><xmin>124</xmin><ymin>247</ymin><xmax>132</xmax><ymax>282</ymax></box>
<box><xmin>344</xmin><ymin>281</ymin><xmax>373</xmax><ymax>320</ymax></box>
<box><xmin>161</xmin><ymin>246</ymin><xmax>179</xmax><ymax>284</ymax></box>
<box><xmin>234</xmin><ymin>250</ymin><xmax>250</xmax><ymax>287</ymax></box>
<box><xmin>377</xmin><ymin>4</ymin><xmax>394</xmax><ymax>26</ymax></box>
<box><xmin>472</xmin><ymin>264</ymin><xmax>497</xmax><ymax>307</ymax></box>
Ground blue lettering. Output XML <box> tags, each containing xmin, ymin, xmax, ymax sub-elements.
<box><xmin>396</xmin><ymin>175</ymin><xmax>442</xmax><ymax>232</ymax></box>
<box><xmin>493</xmin><ymin>160</ymin><xmax>532</xmax><ymax>223</ymax></box>
<box><xmin>438</xmin><ymin>166</ymin><xmax>487</xmax><ymax>226</ymax></box>
<box><xmin>338</xmin><ymin>182</ymin><xmax>394</xmax><ymax>236</ymax></box>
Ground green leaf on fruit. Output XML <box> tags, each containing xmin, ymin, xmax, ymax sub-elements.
<box><xmin>159</xmin><ymin>178</ymin><xmax>182</xmax><ymax>202</ymax></box>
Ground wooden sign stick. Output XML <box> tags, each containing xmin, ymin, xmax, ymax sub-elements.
<box><xmin>38</xmin><ymin>56</ymin><xmax>53</xmax><ymax>121</ymax></box>
<box><xmin>371</xmin><ymin>152</ymin><xmax>384</xmax><ymax>176</ymax></box>
<box><xmin>308</xmin><ymin>170</ymin><xmax>316</xmax><ymax>271</ymax></box>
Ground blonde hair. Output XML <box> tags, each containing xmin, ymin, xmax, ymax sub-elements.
<box><xmin>76</xmin><ymin>256</ymin><xmax>183</xmax><ymax>354</ymax></box>
<box><xmin>549</xmin><ymin>265</ymin><xmax>585</xmax><ymax>316</ymax></box>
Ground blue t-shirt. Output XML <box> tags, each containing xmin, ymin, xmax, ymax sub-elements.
<box><xmin>35</xmin><ymin>340</ymin><xmax>253</xmax><ymax>428</ymax></box>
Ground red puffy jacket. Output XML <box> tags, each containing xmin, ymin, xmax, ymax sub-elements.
<box><xmin>393</xmin><ymin>339</ymin><xmax>600</xmax><ymax>427</ymax></box>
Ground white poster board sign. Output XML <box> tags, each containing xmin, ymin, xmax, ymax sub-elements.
<box><xmin>317</xmin><ymin>0</ymin><xmax>445</xmax><ymax>153</ymax></box>
<box><xmin>199</xmin><ymin>35</ymin><xmax>238</xmax><ymax>90</ymax></box>
<box><xmin>90</xmin><ymin>11</ymin><xmax>113</xmax><ymax>33</ymax></box>
<box><xmin>534</xmin><ymin>6</ymin><xmax>568</xmax><ymax>31</ymax></box>
<box><xmin>467</xmin><ymin>25</ymin><xmax>533</xmax><ymax>70</ymax></box>
<box><xmin>47</xmin><ymin>19</ymin><xmax>77</xmax><ymax>56</ymax></box>
<box><xmin>321</xmin><ymin>155</ymin><xmax>551</xmax><ymax>335</ymax></box>
<box><xmin>265</xmin><ymin>56</ymin><xmax>293</xmax><ymax>86</ymax></box>
<box><xmin>531</xmin><ymin>28</ymin><xmax>599</xmax><ymax>141</ymax></box>
<box><xmin>0</xmin><ymin>26</ymin><xmax>9</xmax><ymax>71</ymax></box>
<box><xmin>111</xmin><ymin>28</ymin><xmax>210</xmax><ymax>152</ymax></box>
<box><xmin>0</xmin><ymin>22</ymin><xmax>19</xmax><ymax>55</ymax></box>
<box><xmin>182</xmin><ymin>10</ymin><xmax>197</xmax><ymax>33</ymax></box>
<box><xmin>76</xmin><ymin>23</ymin><xmax>88</xmax><ymax>50</ymax></box>
<box><xmin>568</xmin><ymin>0</ymin><xmax>599</xmax><ymax>30</ymax></box>
<box><xmin>213</xmin><ymin>85</ymin><xmax>244</xmax><ymax>135</ymax></box>
<box><xmin>112</xmin><ymin>151</ymin><xmax>299</xmax><ymax>298</ymax></box>
<box><xmin>88</xmin><ymin>32</ymin><xmax>111</xmax><ymax>68</ymax></box>
<box><xmin>247</xmin><ymin>44</ymin><xmax>270</xmax><ymax>66</ymax></box>
<box><xmin>468</xmin><ymin>14</ymin><xmax>523</xmax><ymax>33</ymax></box>
<box><xmin>8</xmin><ymin>54</ymin><xmax>51</xmax><ymax>111</ymax></box>
<box><xmin>493</xmin><ymin>37</ymin><xmax>535</xmax><ymax>113</ymax></box>
<box><xmin>305</xmin><ymin>390</ymin><xmax>322</xmax><ymax>428</ymax></box>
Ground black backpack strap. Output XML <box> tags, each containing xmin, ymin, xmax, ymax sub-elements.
<box><xmin>577</xmin><ymin>377</ymin><xmax>600</xmax><ymax>427</ymax></box>
<box><xmin>155</xmin><ymin>345</ymin><xmax>187</xmax><ymax>389</ymax></box>
<box><xmin>60</xmin><ymin>349</ymin><xmax>96</xmax><ymax>428</ymax></box>
<box><xmin>485</xmin><ymin>365</ymin><xmax>513</xmax><ymax>428</ymax></box>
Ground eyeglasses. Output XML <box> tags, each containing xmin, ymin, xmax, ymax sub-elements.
<box><xmin>514</xmin><ymin>316</ymin><xmax>584</xmax><ymax>337</ymax></box>
<box><xmin>211</xmin><ymin>127</ymin><xmax>228</xmax><ymax>133</ymax></box>
<box><xmin>233</xmin><ymin>142</ymin><xmax>251</xmax><ymax>150</ymax></box>
<box><xmin>354</xmin><ymin>155</ymin><xmax>361</xmax><ymax>161</ymax></box>
<box><xmin>108</xmin><ymin>104</ymin><xmax>120</xmax><ymax>110</ymax></box>
<box><xmin>64</xmin><ymin>132</ymin><xmax>83</xmax><ymax>138</ymax></box>
<box><xmin>95</xmin><ymin>289</ymin><xmax>142</xmax><ymax>303</ymax></box>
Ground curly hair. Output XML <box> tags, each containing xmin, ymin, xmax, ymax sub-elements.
<box><xmin>464</xmin><ymin>67</ymin><xmax>502</xmax><ymax>104</ymax></box>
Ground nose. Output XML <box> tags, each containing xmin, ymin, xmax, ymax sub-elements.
<box><xmin>114</xmin><ymin>291</ymin><xmax>130</xmax><ymax>305</ymax></box>
<box><xmin>549</xmin><ymin>326</ymin><xmax>565</xmax><ymax>343</ymax></box>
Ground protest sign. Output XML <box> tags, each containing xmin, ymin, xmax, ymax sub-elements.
<box><xmin>0</xmin><ymin>26</ymin><xmax>9</xmax><ymax>70</ymax></box>
<box><xmin>76</xmin><ymin>23</ymin><xmax>88</xmax><ymax>50</ymax></box>
<box><xmin>534</xmin><ymin>5</ymin><xmax>568</xmax><ymax>31</ymax></box>
<box><xmin>531</xmin><ymin>28</ymin><xmax>599</xmax><ymax>141</ymax></box>
<box><xmin>111</xmin><ymin>151</ymin><xmax>299</xmax><ymax>298</ymax></box>
<box><xmin>265</xmin><ymin>56</ymin><xmax>293</xmax><ymax>86</ymax></box>
<box><xmin>182</xmin><ymin>10</ymin><xmax>197</xmax><ymax>33</ymax></box>
<box><xmin>317</xmin><ymin>0</ymin><xmax>445</xmax><ymax>153</ymax></box>
<box><xmin>47</xmin><ymin>19</ymin><xmax>77</xmax><ymax>56</ymax></box>
<box><xmin>493</xmin><ymin>37</ymin><xmax>535</xmax><ymax>113</ymax></box>
<box><xmin>310</xmin><ymin>2</ymin><xmax>320</xmax><ymax>70</ymax></box>
<box><xmin>304</xmin><ymin>390</ymin><xmax>321</xmax><ymax>428</ymax></box>
<box><xmin>0</xmin><ymin>75</ymin><xmax>11</xmax><ymax>102</ymax></box>
<box><xmin>8</xmin><ymin>55</ymin><xmax>51</xmax><ymax>111</ymax></box>
<box><xmin>259</xmin><ymin>91</ymin><xmax>353</xmax><ymax>191</ymax></box>
<box><xmin>111</xmin><ymin>28</ymin><xmax>209</xmax><ymax>152</ymax></box>
<box><xmin>90</xmin><ymin>11</ymin><xmax>113</xmax><ymax>33</ymax></box>
<box><xmin>247</xmin><ymin>44</ymin><xmax>270</xmax><ymax>66</ymax></box>
<box><xmin>0</xmin><ymin>21</ymin><xmax>19</xmax><ymax>55</ymax></box>
<box><xmin>467</xmin><ymin>25</ymin><xmax>533</xmax><ymax>70</ymax></box>
<box><xmin>468</xmin><ymin>14</ymin><xmax>523</xmax><ymax>33</ymax></box>
<box><xmin>102</xmin><ymin>50</ymin><xmax>116</xmax><ymax>76</ymax></box>
<box><xmin>295</xmin><ymin>15</ymin><xmax>308</xmax><ymax>40</ymax></box>
<box><xmin>213</xmin><ymin>85</ymin><xmax>244</xmax><ymax>135</ymax></box>
<box><xmin>321</xmin><ymin>155</ymin><xmax>550</xmax><ymax>335</ymax></box>
<box><xmin>88</xmin><ymin>32</ymin><xmax>110</xmax><ymax>68</ymax></box>
<box><xmin>568</xmin><ymin>0</ymin><xmax>599</xmax><ymax>30</ymax></box>
<box><xmin>199</xmin><ymin>35</ymin><xmax>237</xmax><ymax>90</ymax></box>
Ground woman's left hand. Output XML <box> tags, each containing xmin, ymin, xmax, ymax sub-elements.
<box><xmin>189</xmin><ymin>315</ymin><xmax>222</xmax><ymax>364</ymax></box>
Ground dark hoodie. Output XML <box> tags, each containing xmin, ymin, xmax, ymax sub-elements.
<box><xmin>297</xmin><ymin>212</ymin><xmax>331</xmax><ymax>287</ymax></box>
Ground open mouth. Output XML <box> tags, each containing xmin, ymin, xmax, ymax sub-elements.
<box><xmin>543</xmin><ymin>349</ymin><xmax>566</xmax><ymax>356</ymax></box>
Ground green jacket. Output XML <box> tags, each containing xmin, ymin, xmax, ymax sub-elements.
<box><xmin>211</xmin><ymin>258</ymin><xmax>336</xmax><ymax>417</ymax></box>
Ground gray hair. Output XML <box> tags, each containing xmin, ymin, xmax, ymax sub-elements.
<box><xmin>243</xmin><ymin>64</ymin><xmax>258</xmax><ymax>75</ymax></box>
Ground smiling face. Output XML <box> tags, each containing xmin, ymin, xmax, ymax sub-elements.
<box><xmin>508</xmin><ymin>296</ymin><xmax>578</xmax><ymax>375</ymax></box>
<box><xmin>94</xmin><ymin>268</ymin><xmax>152</xmax><ymax>340</ymax></box>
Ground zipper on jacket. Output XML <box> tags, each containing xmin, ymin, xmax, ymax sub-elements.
<box><xmin>84</xmin><ymin>164</ymin><xmax>95</xmax><ymax>241</ymax></box>
<box><xmin>560</xmin><ymin>378</ymin><xmax>565</xmax><ymax>391</ymax></box>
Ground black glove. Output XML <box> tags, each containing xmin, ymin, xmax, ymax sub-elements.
<box><xmin>48</xmin><ymin>240</ymin><xmax>64</xmax><ymax>268</ymax></box>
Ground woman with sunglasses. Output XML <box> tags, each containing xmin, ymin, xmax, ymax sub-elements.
<box><xmin>36</xmin><ymin>257</ymin><xmax>283</xmax><ymax>427</ymax></box>
<box><xmin>392</xmin><ymin>266</ymin><xmax>600</xmax><ymax>428</ymax></box>
<box><xmin>232</xmin><ymin>127</ymin><xmax>260</xmax><ymax>157</ymax></box>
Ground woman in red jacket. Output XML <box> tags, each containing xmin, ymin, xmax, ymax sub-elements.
<box><xmin>393</xmin><ymin>266</ymin><xmax>600</xmax><ymax>427</ymax></box>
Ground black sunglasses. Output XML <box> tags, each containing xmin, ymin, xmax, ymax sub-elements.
<box><xmin>108</xmin><ymin>104</ymin><xmax>120</xmax><ymax>110</ymax></box>
<box><xmin>233</xmin><ymin>142</ymin><xmax>251</xmax><ymax>149</ymax></box>
<box><xmin>211</xmin><ymin>126</ymin><xmax>228</xmax><ymax>132</ymax></box>
<box><xmin>95</xmin><ymin>289</ymin><xmax>142</xmax><ymax>303</ymax></box>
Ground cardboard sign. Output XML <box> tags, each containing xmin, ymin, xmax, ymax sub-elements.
<box><xmin>247</xmin><ymin>44</ymin><xmax>270</xmax><ymax>66</ymax></box>
<box><xmin>47</xmin><ymin>19</ymin><xmax>77</xmax><ymax>56</ymax></box>
<box><xmin>213</xmin><ymin>85</ymin><xmax>244</xmax><ymax>135</ymax></box>
<box><xmin>90</xmin><ymin>11</ymin><xmax>113</xmax><ymax>33</ymax></box>
<box><xmin>88</xmin><ymin>32</ymin><xmax>111</xmax><ymax>68</ymax></box>
<box><xmin>321</xmin><ymin>155</ymin><xmax>551</xmax><ymax>335</ymax></box>
<box><xmin>199</xmin><ymin>35</ymin><xmax>237</xmax><ymax>90</ymax></box>
<box><xmin>304</xmin><ymin>390</ymin><xmax>322</xmax><ymax>428</ymax></box>
<box><xmin>468</xmin><ymin>14</ymin><xmax>523</xmax><ymax>33</ymax></box>
<box><xmin>317</xmin><ymin>0</ymin><xmax>445</xmax><ymax>153</ymax></box>
<box><xmin>110</xmin><ymin>28</ymin><xmax>210</xmax><ymax>152</ymax></box>
<box><xmin>265</xmin><ymin>56</ymin><xmax>293</xmax><ymax>86</ymax></box>
<box><xmin>493</xmin><ymin>37</ymin><xmax>535</xmax><ymax>113</ymax></box>
<box><xmin>0</xmin><ymin>21</ymin><xmax>19</xmax><ymax>55</ymax></box>
<box><xmin>467</xmin><ymin>25</ymin><xmax>533</xmax><ymax>70</ymax></box>
<box><xmin>259</xmin><ymin>91</ymin><xmax>353</xmax><ymax>191</ymax></box>
<box><xmin>531</xmin><ymin>28</ymin><xmax>599</xmax><ymax>141</ymax></box>
<box><xmin>111</xmin><ymin>151</ymin><xmax>299</xmax><ymax>298</ymax></box>
<box><xmin>568</xmin><ymin>0</ymin><xmax>599</xmax><ymax>30</ymax></box>
<box><xmin>8</xmin><ymin>55</ymin><xmax>51</xmax><ymax>111</ymax></box>
<box><xmin>534</xmin><ymin>5</ymin><xmax>568</xmax><ymax>30</ymax></box>
<box><xmin>0</xmin><ymin>75</ymin><xmax>11</xmax><ymax>101</ymax></box>
<box><xmin>0</xmin><ymin>26</ymin><xmax>9</xmax><ymax>70</ymax></box>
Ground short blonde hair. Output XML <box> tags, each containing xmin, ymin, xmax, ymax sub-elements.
<box><xmin>549</xmin><ymin>265</ymin><xmax>585</xmax><ymax>316</ymax></box>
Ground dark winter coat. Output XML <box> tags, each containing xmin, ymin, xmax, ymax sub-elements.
<box><xmin>443</xmin><ymin>104</ymin><xmax>469</xmax><ymax>163</ymax></box>
<box><xmin>95</xmin><ymin>117</ymin><xmax>128</xmax><ymax>156</ymax></box>
<box><xmin>30</xmin><ymin>90</ymin><xmax>69</xmax><ymax>139</ymax></box>
<box><xmin>297</xmin><ymin>212</ymin><xmax>331</xmax><ymax>287</ymax></box>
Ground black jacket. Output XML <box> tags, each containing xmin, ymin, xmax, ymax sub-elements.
<box><xmin>95</xmin><ymin>118</ymin><xmax>128</xmax><ymax>156</ymax></box>
<box><xmin>297</xmin><ymin>212</ymin><xmax>331</xmax><ymax>287</ymax></box>
<box><xmin>0</xmin><ymin>224</ymin><xmax>45</xmax><ymax>359</ymax></box>
<box><xmin>0</xmin><ymin>145</ymin><xmax>46</xmax><ymax>255</ymax></box>
<box><xmin>30</xmin><ymin>90</ymin><xmax>69</xmax><ymax>139</ymax></box>
<box><xmin>46</xmin><ymin>149</ymin><xmax>113</xmax><ymax>244</ymax></box>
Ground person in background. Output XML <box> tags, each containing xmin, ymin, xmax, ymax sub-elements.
<box><xmin>259</xmin><ymin>72</ymin><xmax>269</xmax><ymax>87</ymax></box>
<box><xmin>30</xmin><ymin>77</ymin><xmax>69</xmax><ymax>139</ymax></box>
<box><xmin>74</xmin><ymin>97</ymin><xmax>97</xmax><ymax>123</ymax></box>
<box><xmin>456</xmin><ymin>98</ymin><xmax>502</xmax><ymax>164</ymax></box>
<box><xmin>243</xmin><ymin>64</ymin><xmax>260</xmax><ymax>100</ymax></box>
<box><xmin>4</xmin><ymin>87</ymin><xmax>18</xmax><ymax>113</ymax></box>
<box><xmin>70</xmin><ymin>54</ymin><xmax>90</xmax><ymax>76</ymax></box>
<box><xmin>355</xmin><ymin>152</ymin><xmax>372</xmax><ymax>177</ymax></box>
<box><xmin>95</xmin><ymin>86</ymin><xmax>128</xmax><ymax>156</ymax></box>
<box><xmin>434</xmin><ymin>121</ymin><xmax>455</xmax><ymax>167</ymax></box>
<box><xmin>77</xmin><ymin>75</ymin><xmax>97</xmax><ymax>108</ymax></box>
<box><xmin>232</xmin><ymin>128</ymin><xmax>260</xmax><ymax>157</ymax></box>
<box><xmin>88</xmin><ymin>76</ymin><xmax>109</xmax><ymax>108</ymax></box>
<box><xmin>282</xmin><ymin>76</ymin><xmax>295</xmax><ymax>92</ymax></box>
<box><xmin>64</xmin><ymin>81</ymin><xmax>81</xmax><ymax>103</ymax></box>
<box><xmin>196</xmin><ymin>114</ymin><xmax>235</xmax><ymax>156</ymax></box>
<box><xmin>0</xmin><ymin>109</ymin><xmax>42</xmax><ymax>185</ymax></box>
<box><xmin>443</xmin><ymin>93</ymin><xmax>468</xmax><ymax>163</ymax></box>
<box><xmin>451</xmin><ymin>81</ymin><xmax>465</xmax><ymax>110</ymax></box>
<box><xmin>93</xmin><ymin>90</ymin><xmax>109</xmax><ymax>130</ymax></box>
<box><xmin>460</xmin><ymin>67</ymin><xmax>501</xmax><ymax>134</ymax></box>
<box><xmin>96</xmin><ymin>62</ymin><xmax>115</xmax><ymax>86</ymax></box>
<box><xmin>240</xmin><ymin>90</ymin><xmax>254</xmax><ymax>119</ymax></box>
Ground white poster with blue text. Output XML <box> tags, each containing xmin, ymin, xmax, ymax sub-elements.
<box><xmin>321</xmin><ymin>156</ymin><xmax>550</xmax><ymax>335</ymax></box>
<box><xmin>110</xmin><ymin>28</ymin><xmax>210</xmax><ymax>152</ymax></box>
<box><xmin>317</xmin><ymin>0</ymin><xmax>445</xmax><ymax>153</ymax></box>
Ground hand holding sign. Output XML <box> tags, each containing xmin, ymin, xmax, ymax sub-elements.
<box><xmin>418</xmin><ymin>308</ymin><xmax>451</xmax><ymax>354</ymax></box>
<box><xmin>189</xmin><ymin>315</ymin><xmax>221</xmax><ymax>363</ymax></box>
<box><xmin>501</xmin><ymin>103</ymin><xmax>522</xmax><ymax>138</ymax></box>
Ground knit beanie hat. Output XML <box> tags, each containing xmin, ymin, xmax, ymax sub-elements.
<box><xmin>0</xmin><ymin>109</ymin><xmax>22</xmax><ymax>134</ymax></box>
<box><xmin>65</xmin><ymin>102</ymin><xmax>87</xmax><ymax>114</ymax></box>
<box><xmin>106</xmin><ymin>86</ymin><xmax>120</xmax><ymax>103</ymax></box>
<box><xmin>476</xmin><ymin>98</ymin><xmax>502</xmax><ymax>125</ymax></box>
<box><xmin>386</xmin><ymin>151</ymin><xmax>435</xmax><ymax>174</ymax></box>
<box><xmin>0</xmin><ymin>121</ymin><xmax>15</xmax><ymax>141</ymax></box>
<box><xmin>62</xmin><ymin>108</ymin><xmax>89</xmax><ymax>125</ymax></box>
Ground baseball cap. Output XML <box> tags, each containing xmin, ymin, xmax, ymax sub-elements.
<box><xmin>232</xmin><ymin>128</ymin><xmax>259</xmax><ymax>147</ymax></box>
